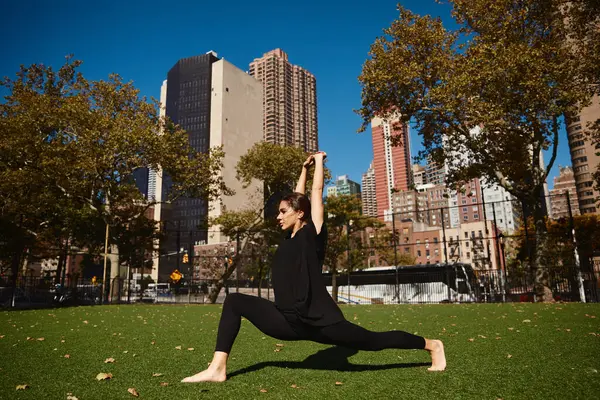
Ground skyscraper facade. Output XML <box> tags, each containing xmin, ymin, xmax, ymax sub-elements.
<box><xmin>361</xmin><ymin>163</ymin><xmax>377</xmax><ymax>218</ymax></box>
<box><xmin>249</xmin><ymin>49</ymin><xmax>318</xmax><ymax>152</ymax></box>
<box><xmin>549</xmin><ymin>166</ymin><xmax>580</xmax><ymax>219</ymax></box>
<box><xmin>159</xmin><ymin>52</ymin><xmax>263</xmax><ymax>281</ymax></box>
<box><xmin>567</xmin><ymin>96</ymin><xmax>600</xmax><ymax>214</ymax></box>
<box><xmin>371</xmin><ymin>116</ymin><xmax>412</xmax><ymax>221</ymax></box>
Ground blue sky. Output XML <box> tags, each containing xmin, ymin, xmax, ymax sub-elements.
<box><xmin>2</xmin><ymin>0</ymin><xmax>571</xmax><ymax>189</ymax></box>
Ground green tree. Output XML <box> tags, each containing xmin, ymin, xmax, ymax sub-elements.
<box><xmin>357</xmin><ymin>1</ymin><xmax>598</xmax><ymax>301</ymax></box>
<box><xmin>324</xmin><ymin>194</ymin><xmax>379</xmax><ymax>301</ymax></box>
<box><xmin>0</xmin><ymin>57</ymin><xmax>228</xmax><ymax>300</ymax></box>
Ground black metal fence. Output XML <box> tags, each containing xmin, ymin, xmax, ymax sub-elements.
<box><xmin>2</xmin><ymin>262</ymin><xmax>597</xmax><ymax>308</ymax></box>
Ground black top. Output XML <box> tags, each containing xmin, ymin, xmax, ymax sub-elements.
<box><xmin>271</xmin><ymin>220</ymin><xmax>345</xmax><ymax>326</ymax></box>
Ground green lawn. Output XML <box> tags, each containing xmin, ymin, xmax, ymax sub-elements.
<box><xmin>1</xmin><ymin>302</ymin><xmax>599</xmax><ymax>400</ymax></box>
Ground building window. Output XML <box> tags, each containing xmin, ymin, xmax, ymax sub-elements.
<box><xmin>417</xmin><ymin>250</ymin><xmax>422</xmax><ymax>257</ymax></box>
<box><xmin>466</xmin><ymin>252</ymin><xmax>471</xmax><ymax>258</ymax></box>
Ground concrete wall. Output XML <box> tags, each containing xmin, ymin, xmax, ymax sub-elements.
<box><xmin>208</xmin><ymin>59</ymin><xmax>264</xmax><ymax>244</ymax></box>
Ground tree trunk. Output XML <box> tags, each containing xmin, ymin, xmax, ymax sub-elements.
<box><xmin>9</xmin><ymin>244</ymin><xmax>24</xmax><ymax>308</ymax></box>
<box><xmin>532</xmin><ymin>204</ymin><xmax>554</xmax><ymax>302</ymax></box>
<box><xmin>208</xmin><ymin>258</ymin><xmax>239</xmax><ymax>303</ymax></box>
<box><xmin>257</xmin><ymin>261</ymin><xmax>263</xmax><ymax>298</ymax></box>
<box><xmin>55</xmin><ymin>241</ymin><xmax>67</xmax><ymax>286</ymax></box>
<box><xmin>331</xmin><ymin>268</ymin><xmax>338</xmax><ymax>302</ymax></box>
<box><xmin>109</xmin><ymin>243</ymin><xmax>121</xmax><ymax>302</ymax></box>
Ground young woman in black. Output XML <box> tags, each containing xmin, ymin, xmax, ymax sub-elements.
<box><xmin>182</xmin><ymin>151</ymin><xmax>446</xmax><ymax>383</ymax></box>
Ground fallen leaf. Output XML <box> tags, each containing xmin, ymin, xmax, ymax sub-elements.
<box><xmin>151</xmin><ymin>341</ymin><xmax>156</xmax><ymax>345</ymax></box>
<box><xmin>37</xmin><ymin>337</ymin><xmax>45</xmax><ymax>341</ymax></box>
<box><xmin>275</xmin><ymin>343</ymin><xmax>284</xmax><ymax>347</ymax></box>
<box><xmin>16</xmin><ymin>384</ymin><xmax>29</xmax><ymax>390</ymax></box>
<box><xmin>123</xmin><ymin>351</ymin><xmax>129</xmax><ymax>354</ymax></box>
<box><xmin>96</xmin><ymin>372</ymin><xmax>113</xmax><ymax>381</ymax></box>
<box><xmin>566</xmin><ymin>329</ymin><xmax>571</xmax><ymax>332</ymax></box>
<box><xmin>67</xmin><ymin>395</ymin><xmax>79</xmax><ymax>400</ymax></box>
<box><xmin>507</xmin><ymin>354</ymin><xmax>513</xmax><ymax>359</ymax></box>
<box><xmin>508</xmin><ymin>327</ymin><xmax>514</xmax><ymax>331</ymax></box>
<box><xmin>152</xmin><ymin>373</ymin><xmax>163</xmax><ymax>377</ymax></box>
<box><xmin>291</xmin><ymin>384</ymin><xmax>299</xmax><ymax>389</ymax></box>
<box><xmin>495</xmin><ymin>337</ymin><xmax>502</xmax><ymax>340</ymax></box>
<box><xmin>0</xmin><ymin>335</ymin><xmax>4</xmax><ymax>339</ymax></box>
<box><xmin>83</xmin><ymin>321</ymin><xmax>88</xmax><ymax>324</ymax></box>
<box><xmin>128</xmin><ymin>388</ymin><xmax>139</xmax><ymax>397</ymax></box>
<box><xmin>187</xmin><ymin>348</ymin><xmax>194</xmax><ymax>351</ymax></box>
<box><xmin>160</xmin><ymin>382</ymin><xmax>169</xmax><ymax>386</ymax></box>
<box><xmin>61</xmin><ymin>340</ymin><xmax>65</xmax><ymax>343</ymax></box>
<box><xmin>522</xmin><ymin>320</ymin><xmax>531</xmax><ymax>323</ymax></box>
<box><xmin>104</xmin><ymin>357</ymin><xmax>115</xmax><ymax>363</ymax></box>
<box><xmin>468</xmin><ymin>338</ymin><xmax>475</xmax><ymax>342</ymax></box>
<box><xmin>260</xmin><ymin>388</ymin><xmax>268</xmax><ymax>393</ymax></box>
<box><xmin>478</xmin><ymin>335</ymin><xmax>487</xmax><ymax>339</ymax></box>
<box><xmin>335</xmin><ymin>381</ymin><xmax>343</xmax><ymax>386</ymax></box>
<box><xmin>64</xmin><ymin>354</ymin><xmax>71</xmax><ymax>358</ymax></box>
<box><xmin>175</xmin><ymin>346</ymin><xmax>182</xmax><ymax>350</ymax></box>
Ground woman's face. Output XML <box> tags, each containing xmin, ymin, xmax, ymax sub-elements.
<box><xmin>277</xmin><ymin>201</ymin><xmax>302</xmax><ymax>231</ymax></box>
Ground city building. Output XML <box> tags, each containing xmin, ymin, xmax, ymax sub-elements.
<box><xmin>481</xmin><ymin>182</ymin><xmax>520</xmax><ymax>233</ymax></box>
<box><xmin>567</xmin><ymin>96</ymin><xmax>600</xmax><ymax>214</ymax></box>
<box><xmin>361</xmin><ymin>163</ymin><xmax>377</xmax><ymax>218</ymax></box>
<box><xmin>549</xmin><ymin>166</ymin><xmax>580</xmax><ymax>219</ymax></box>
<box><xmin>249</xmin><ymin>49</ymin><xmax>318</xmax><ymax>152</ymax></box>
<box><xmin>158</xmin><ymin>52</ymin><xmax>263</xmax><ymax>282</ymax></box>
<box><xmin>371</xmin><ymin>116</ymin><xmax>412</xmax><ymax>221</ymax></box>
<box><xmin>412</xmin><ymin>164</ymin><xmax>426</xmax><ymax>186</ymax></box>
<box><xmin>326</xmin><ymin>186</ymin><xmax>338</xmax><ymax>197</ymax></box>
<box><xmin>335</xmin><ymin>175</ymin><xmax>361</xmax><ymax>197</ymax></box>
<box><xmin>425</xmin><ymin>159</ymin><xmax>446</xmax><ymax>186</ymax></box>
<box><xmin>391</xmin><ymin>184</ymin><xmax>451</xmax><ymax>227</ymax></box>
<box><xmin>445</xmin><ymin>220</ymin><xmax>503</xmax><ymax>270</ymax></box>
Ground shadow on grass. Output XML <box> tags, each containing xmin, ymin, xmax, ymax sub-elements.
<box><xmin>228</xmin><ymin>346</ymin><xmax>429</xmax><ymax>379</ymax></box>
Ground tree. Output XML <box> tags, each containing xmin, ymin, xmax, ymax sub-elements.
<box><xmin>357</xmin><ymin>1</ymin><xmax>598</xmax><ymax>301</ymax></box>
<box><xmin>0</xmin><ymin>57</ymin><xmax>228</xmax><ymax>299</ymax></box>
<box><xmin>207</xmin><ymin>142</ymin><xmax>330</xmax><ymax>303</ymax></box>
<box><xmin>370</xmin><ymin>227</ymin><xmax>417</xmax><ymax>266</ymax></box>
<box><xmin>324</xmin><ymin>194</ymin><xmax>379</xmax><ymax>301</ymax></box>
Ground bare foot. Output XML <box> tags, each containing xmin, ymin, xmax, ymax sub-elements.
<box><xmin>427</xmin><ymin>340</ymin><xmax>446</xmax><ymax>371</ymax></box>
<box><xmin>181</xmin><ymin>368</ymin><xmax>227</xmax><ymax>383</ymax></box>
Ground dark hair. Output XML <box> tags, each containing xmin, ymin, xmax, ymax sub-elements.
<box><xmin>281</xmin><ymin>192</ymin><xmax>311</xmax><ymax>222</ymax></box>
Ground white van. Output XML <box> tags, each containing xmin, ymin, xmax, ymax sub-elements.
<box><xmin>142</xmin><ymin>283</ymin><xmax>170</xmax><ymax>300</ymax></box>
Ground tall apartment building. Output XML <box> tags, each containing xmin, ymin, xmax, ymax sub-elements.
<box><xmin>361</xmin><ymin>163</ymin><xmax>377</xmax><ymax>218</ymax></box>
<box><xmin>158</xmin><ymin>52</ymin><xmax>263</xmax><ymax>281</ymax></box>
<box><xmin>567</xmin><ymin>96</ymin><xmax>600</xmax><ymax>214</ymax></box>
<box><xmin>481</xmin><ymin>182</ymin><xmax>520</xmax><ymax>233</ymax></box>
<box><xmin>249</xmin><ymin>49</ymin><xmax>318</xmax><ymax>152</ymax></box>
<box><xmin>371</xmin><ymin>116</ymin><xmax>412</xmax><ymax>221</ymax></box>
<box><xmin>549</xmin><ymin>166</ymin><xmax>580</xmax><ymax>219</ymax></box>
<box><xmin>425</xmin><ymin>159</ymin><xmax>446</xmax><ymax>186</ymax></box>
<box><xmin>412</xmin><ymin>164</ymin><xmax>426</xmax><ymax>186</ymax></box>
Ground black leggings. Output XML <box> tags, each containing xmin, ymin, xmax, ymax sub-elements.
<box><xmin>215</xmin><ymin>293</ymin><xmax>426</xmax><ymax>353</ymax></box>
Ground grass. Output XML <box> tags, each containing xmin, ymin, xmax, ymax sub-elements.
<box><xmin>0</xmin><ymin>302</ymin><xmax>599</xmax><ymax>400</ymax></box>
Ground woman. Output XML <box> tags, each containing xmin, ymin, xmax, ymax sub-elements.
<box><xmin>182</xmin><ymin>151</ymin><xmax>446</xmax><ymax>383</ymax></box>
